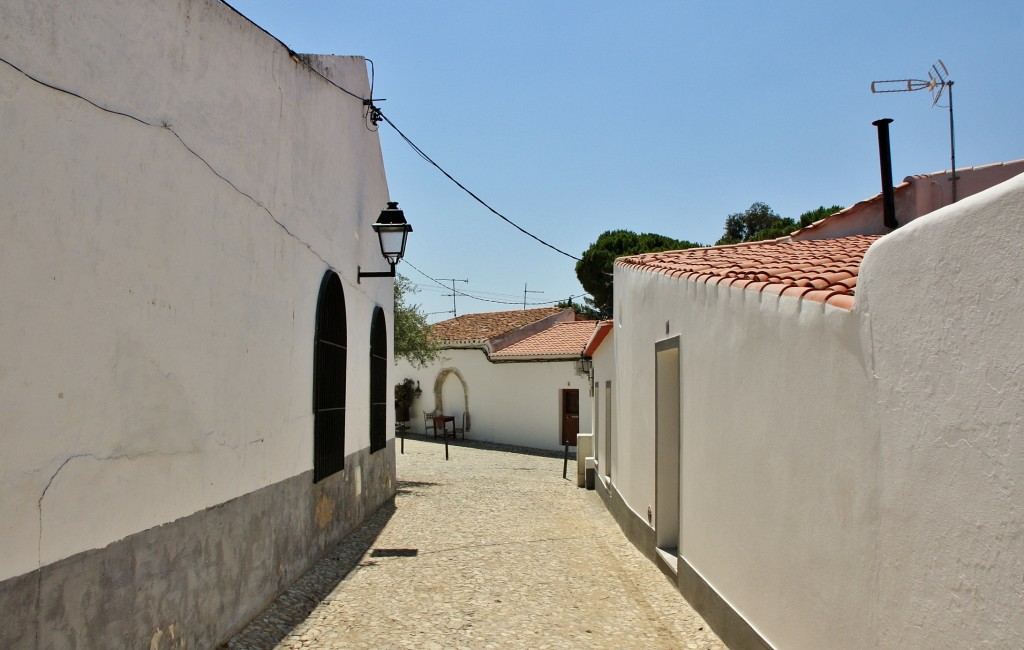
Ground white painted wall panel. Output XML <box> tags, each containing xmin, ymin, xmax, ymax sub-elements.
<box><xmin>609</xmin><ymin>172</ymin><xmax>1024</xmax><ymax>647</ymax></box>
<box><xmin>613</xmin><ymin>267</ymin><xmax>880</xmax><ymax>649</ymax></box>
<box><xmin>0</xmin><ymin>0</ymin><xmax>391</xmax><ymax>581</ymax></box>
<box><xmin>861</xmin><ymin>173</ymin><xmax>1024</xmax><ymax>650</ymax></box>
<box><xmin>396</xmin><ymin>349</ymin><xmax>592</xmax><ymax>451</ymax></box>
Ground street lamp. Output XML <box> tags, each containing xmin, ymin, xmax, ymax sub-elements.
<box><xmin>358</xmin><ymin>202</ymin><xmax>413</xmax><ymax>282</ymax></box>
<box><xmin>575</xmin><ymin>356</ymin><xmax>594</xmax><ymax>388</ymax></box>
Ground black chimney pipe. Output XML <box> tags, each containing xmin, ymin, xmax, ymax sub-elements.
<box><xmin>873</xmin><ymin>118</ymin><xmax>898</xmax><ymax>230</ymax></box>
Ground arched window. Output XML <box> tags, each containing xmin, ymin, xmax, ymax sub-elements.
<box><xmin>369</xmin><ymin>306</ymin><xmax>388</xmax><ymax>453</ymax></box>
<box><xmin>313</xmin><ymin>271</ymin><xmax>347</xmax><ymax>482</ymax></box>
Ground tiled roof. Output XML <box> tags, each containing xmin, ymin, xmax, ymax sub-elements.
<box><xmin>618</xmin><ymin>235</ymin><xmax>881</xmax><ymax>310</ymax></box>
<box><xmin>432</xmin><ymin>307</ymin><xmax>564</xmax><ymax>343</ymax></box>
<box><xmin>583</xmin><ymin>320</ymin><xmax>613</xmax><ymax>357</ymax></box>
<box><xmin>491</xmin><ymin>321</ymin><xmax>600</xmax><ymax>358</ymax></box>
<box><xmin>791</xmin><ymin>159</ymin><xmax>1024</xmax><ymax>240</ymax></box>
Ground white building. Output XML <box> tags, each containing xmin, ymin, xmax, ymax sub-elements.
<box><xmin>396</xmin><ymin>308</ymin><xmax>597</xmax><ymax>451</ymax></box>
<box><xmin>0</xmin><ymin>0</ymin><xmax>399</xmax><ymax>645</ymax></box>
<box><xmin>599</xmin><ymin>169</ymin><xmax>1024</xmax><ymax>648</ymax></box>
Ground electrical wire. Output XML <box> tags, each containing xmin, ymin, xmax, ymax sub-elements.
<box><xmin>0</xmin><ymin>53</ymin><xmax>336</xmax><ymax>272</ymax></box>
<box><xmin>401</xmin><ymin>260</ymin><xmax>589</xmax><ymax>308</ymax></box>
<box><xmin>362</xmin><ymin>58</ymin><xmax>380</xmax><ymax>132</ymax></box>
<box><xmin>5</xmin><ymin>37</ymin><xmax>581</xmax><ymax>266</ymax></box>
<box><xmin>377</xmin><ymin>110</ymin><xmax>582</xmax><ymax>262</ymax></box>
<box><xmin>215</xmin><ymin>46</ymin><xmax>581</xmax><ymax>263</ymax></box>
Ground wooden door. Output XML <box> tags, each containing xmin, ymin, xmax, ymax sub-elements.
<box><xmin>561</xmin><ymin>389</ymin><xmax>580</xmax><ymax>446</ymax></box>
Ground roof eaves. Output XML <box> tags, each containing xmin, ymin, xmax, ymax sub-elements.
<box><xmin>583</xmin><ymin>320</ymin><xmax>613</xmax><ymax>357</ymax></box>
<box><xmin>490</xmin><ymin>353</ymin><xmax>578</xmax><ymax>362</ymax></box>
<box><xmin>617</xmin><ymin>235</ymin><xmax>880</xmax><ymax>312</ymax></box>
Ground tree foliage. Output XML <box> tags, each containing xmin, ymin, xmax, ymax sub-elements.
<box><xmin>394</xmin><ymin>274</ymin><xmax>440</xmax><ymax>368</ymax></box>
<box><xmin>797</xmin><ymin>204</ymin><xmax>844</xmax><ymax>228</ymax></box>
<box><xmin>715</xmin><ymin>202</ymin><xmax>845</xmax><ymax>246</ymax></box>
<box><xmin>715</xmin><ymin>202</ymin><xmax>794</xmax><ymax>245</ymax></box>
<box><xmin>576</xmin><ymin>230</ymin><xmax>700</xmax><ymax>318</ymax></box>
<box><xmin>555</xmin><ymin>299</ymin><xmax>602</xmax><ymax>321</ymax></box>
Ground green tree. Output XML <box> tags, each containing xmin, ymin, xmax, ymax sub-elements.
<box><xmin>797</xmin><ymin>204</ymin><xmax>844</xmax><ymax>228</ymax></box>
<box><xmin>394</xmin><ymin>274</ymin><xmax>440</xmax><ymax>368</ymax></box>
<box><xmin>715</xmin><ymin>202</ymin><xmax>796</xmax><ymax>245</ymax></box>
<box><xmin>715</xmin><ymin>202</ymin><xmax>846</xmax><ymax>246</ymax></box>
<box><xmin>555</xmin><ymin>299</ymin><xmax>602</xmax><ymax>321</ymax></box>
<box><xmin>576</xmin><ymin>230</ymin><xmax>700</xmax><ymax>318</ymax></box>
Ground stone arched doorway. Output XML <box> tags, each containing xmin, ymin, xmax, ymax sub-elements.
<box><xmin>433</xmin><ymin>367</ymin><xmax>470</xmax><ymax>431</ymax></box>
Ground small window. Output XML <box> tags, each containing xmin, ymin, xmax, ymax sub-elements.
<box><xmin>369</xmin><ymin>306</ymin><xmax>388</xmax><ymax>453</ymax></box>
<box><xmin>313</xmin><ymin>271</ymin><xmax>347</xmax><ymax>482</ymax></box>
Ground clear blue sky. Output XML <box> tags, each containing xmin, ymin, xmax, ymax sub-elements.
<box><xmin>227</xmin><ymin>0</ymin><xmax>1023</xmax><ymax>320</ymax></box>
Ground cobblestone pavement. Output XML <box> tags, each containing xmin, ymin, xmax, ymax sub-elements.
<box><xmin>226</xmin><ymin>437</ymin><xmax>726</xmax><ymax>649</ymax></box>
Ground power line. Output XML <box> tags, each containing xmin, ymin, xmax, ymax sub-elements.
<box><xmin>272</xmin><ymin>53</ymin><xmax>583</xmax><ymax>262</ymax></box>
<box><xmin>401</xmin><ymin>260</ymin><xmax>589</xmax><ymax>308</ymax></box>
<box><xmin>523</xmin><ymin>283</ymin><xmax>544</xmax><ymax>310</ymax></box>
<box><xmin>375</xmin><ymin>111</ymin><xmax>582</xmax><ymax>262</ymax></box>
<box><xmin>436</xmin><ymin>277</ymin><xmax>468</xmax><ymax>317</ymax></box>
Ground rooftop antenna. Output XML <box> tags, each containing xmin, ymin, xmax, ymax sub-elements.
<box><xmin>437</xmin><ymin>277</ymin><xmax>468</xmax><ymax>317</ymax></box>
<box><xmin>523</xmin><ymin>283</ymin><xmax>544</xmax><ymax>310</ymax></box>
<box><xmin>871</xmin><ymin>59</ymin><xmax>957</xmax><ymax>202</ymax></box>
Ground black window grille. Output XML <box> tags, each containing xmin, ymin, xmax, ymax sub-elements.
<box><xmin>313</xmin><ymin>271</ymin><xmax>347</xmax><ymax>482</ymax></box>
<box><xmin>369</xmin><ymin>306</ymin><xmax>388</xmax><ymax>453</ymax></box>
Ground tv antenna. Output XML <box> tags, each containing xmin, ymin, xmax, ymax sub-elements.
<box><xmin>437</xmin><ymin>277</ymin><xmax>468</xmax><ymax>317</ymax></box>
<box><xmin>871</xmin><ymin>60</ymin><xmax>957</xmax><ymax>201</ymax></box>
<box><xmin>523</xmin><ymin>283</ymin><xmax>544</xmax><ymax>310</ymax></box>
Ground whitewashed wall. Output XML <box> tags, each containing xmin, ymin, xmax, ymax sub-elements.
<box><xmin>396</xmin><ymin>349</ymin><xmax>592</xmax><ymax>451</ymax></box>
<box><xmin>614</xmin><ymin>264</ymin><xmax>879</xmax><ymax>649</ymax></box>
<box><xmin>610</xmin><ymin>172</ymin><xmax>1024</xmax><ymax>648</ymax></box>
<box><xmin>861</xmin><ymin>172</ymin><xmax>1024</xmax><ymax>650</ymax></box>
<box><xmin>0</xmin><ymin>0</ymin><xmax>391</xmax><ymax>584</ymax></box>
<box><xmin>590</xmin><ymin>328</ymin><xmax>615</xmax><ymax>477</ymax></box>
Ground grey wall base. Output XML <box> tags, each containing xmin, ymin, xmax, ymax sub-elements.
<box><xmin>595</xmin><ymin>476</ymin><xmax>657</xmax><ymax>565</ymax></box>
<box><xmin>596</xmin><ymin>477</ymin><xmax>773</xmax><ymax>650</ymax></box>
<box><xmin>0</xmin><ymin>441</ymin><xmax>396</xmax><ymax>649</ymax></box>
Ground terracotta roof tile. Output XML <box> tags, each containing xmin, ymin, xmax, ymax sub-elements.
<box><xmin>431</xmin><ymin>307</ymin><xmax>564</xmax><ymax>343</ymax></box>
<box><xmin>617</xmin><ymin>235</ymin><xmax>881</xmax><ymax>310</ymax></box>
<box><xmin>491</xmin><ymin>321</ymin><xmax>600</xmax><ymax>358</ymax></box>
<box><xmin>583</xmin><ymin>320</ymin><xmax>613</xmax><ymax>357</ymax></box>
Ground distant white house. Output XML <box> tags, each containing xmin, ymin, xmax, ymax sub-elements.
<box><xmin>598</xmin><ymin>166</ymin><xmax>1024</xmax><ymax>648</ymax></box>
<box><xmin>396</xmin><ymin>308</ymin><xmax>598</xmax><ymax>451</ymax></box>
<box><xmin>0</xmin><ymin>1</ymin><xmax>398</xmax><ymax>646</ymax></box>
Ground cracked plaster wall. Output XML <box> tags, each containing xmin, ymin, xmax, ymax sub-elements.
<box><xmin>0</xmin><ymin>0</ymin><xmax>393</xmax><ymax>585</ymax></box>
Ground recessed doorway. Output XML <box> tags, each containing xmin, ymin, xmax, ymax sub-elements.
<box><xmin>655</xmin><ymin>337</ymin><xmax>681</xmax><ymax>574</ymax></box>
<box><xmin>561</xmin><ymin>389</ymin><xmax>580</xmax><ymax>446</ymax></box>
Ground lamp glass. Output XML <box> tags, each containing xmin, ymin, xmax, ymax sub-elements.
<box><xmin>374</xmin><ymin>223</ymin><xmax>410</xmax><ymax>265</ymax></box>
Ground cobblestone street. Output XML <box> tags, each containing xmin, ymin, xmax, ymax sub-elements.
<box><xmin>227</xmin><ymin>438</ymin><xmax>725</xmax><ymax>649</ymax></box>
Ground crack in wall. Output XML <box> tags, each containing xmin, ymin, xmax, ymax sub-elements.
<box><xmin>0</xmin><ymin>53</ymin><xmax>333</xmax><ymax>272</ymax></box>
<box><xmin>34</xmin><ymin>452</ymin><xmax>101</xmax><ymax>650</ymax></box>
<box><xmin>36</xmin><ymin>445</ymin><xmax>222</xmax><ymax>562</ymax></box>
<box><xmin>33</xmin><ymin>445</ymin><xmax>212</xmax><ymax>640</ymax></box>
<box><xmin>36</xmin><ymin>450</ymin><xmax>203</xmax><ymax>563</ymax></box>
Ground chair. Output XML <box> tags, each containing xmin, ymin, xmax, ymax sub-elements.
<box><xmin>423</xmin><ymin>410</ymin><xmax>438</xmax><ymax>437</ymax></box>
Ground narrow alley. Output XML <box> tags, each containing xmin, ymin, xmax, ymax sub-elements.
<box><xmin>227</xmin><ymin>438</ymin><xmax>725</xmax><ymax>649</ymax></box>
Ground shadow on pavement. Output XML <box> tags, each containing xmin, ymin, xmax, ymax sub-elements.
<box><xmin>223</xmin><ymin>500</ymin><xmax>397</xmax><ymax>649</ymax></box>
<box><xmin>396</xmin><ymin>479</ymin><xmax>440</xmax><ymax>495</ymax></box>
<box><xmin>407</xmin><ymin>434</ymin><xmax>576</xmax><ymax>460</ymax></box>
